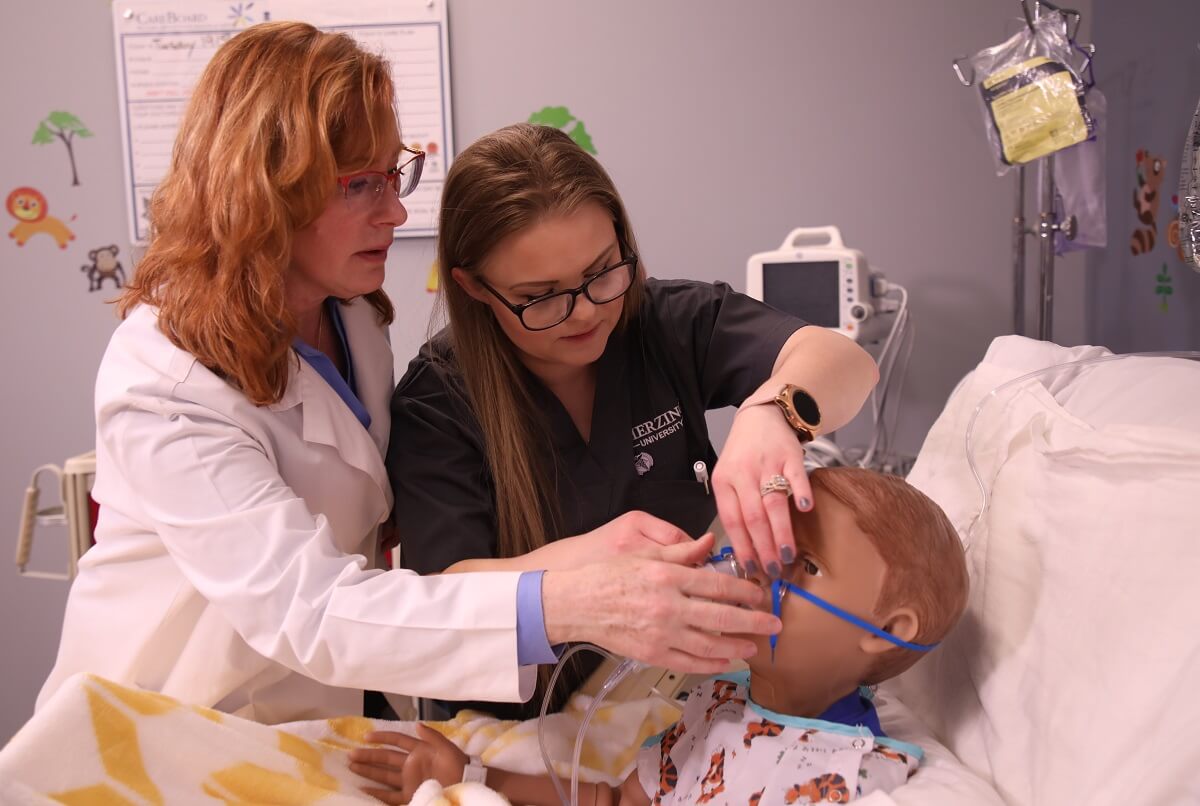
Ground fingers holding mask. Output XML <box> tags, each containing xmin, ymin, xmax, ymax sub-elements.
<box><xmin>544</xmin><ymin>555</ymin><xmax>779</xmax><ymax>672</ymax></box>
<box><xmin>712</xmin><ymin>473</ymin><xmax>756</xmax><ymax>576</ymax></box>
<box><xmin>715</xmin><ymin>400</ymin><xmax>820</xmax><ymax>578</ymax></box>
<box><xmin>719</xmin><ymin>456</ymin><xmax>816</xmax><ymax>580</ymax></box>
<box><xmin>657</xmin><ymin>568</ymin><xmax>781</xmax><ymax>666</ymax></box>
<box><xmin>764</xmin><ymin>456</ymin><xmax>813</xmax><ymax>568</ymax></box>
<box><xmin>715</xmin><ymin>469</ymin><xmax>782</xmax><ymax>580</ymax></box>
<box><xmin>654</xmin><ymin>532</ymin><xmax>715</xmax><ymax>567</ymax></box>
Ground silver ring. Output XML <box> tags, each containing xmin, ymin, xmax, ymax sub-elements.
<box><xmin>759</xmin><ymin>474</ymin><xmax>792</xmax><ymax>497</ymax></box>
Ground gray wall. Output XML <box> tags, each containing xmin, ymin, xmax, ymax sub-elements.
<box><xmin>1</xmin><ymin>0</ymin><xmax>1098</xmax><ymax>743</ymax></box>
<box><xmin>1087</xmin><ymin>0</ymin><xmax>1200</xmax><ymax>350</ymax></box>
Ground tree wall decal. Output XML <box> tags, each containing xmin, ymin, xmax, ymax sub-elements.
<box><xmin>33</xmin><ymin>111</ymin><xmax>94</xmax><ymax>187</ymax></box>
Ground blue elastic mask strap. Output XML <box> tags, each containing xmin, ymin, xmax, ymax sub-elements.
<box><xmin>704</xmin><ymin>548</ymin><xmax>740</xmax><ymax>577</ymax></box>
<box><xmin>769</xmin><ymin>579</ymin><xmax>939</xmax><ymax>658</ymax></box>
<box><xmin>705</xmin><ymin>548</ymin><xmax>735</xmax><ymax>566</ymax></box>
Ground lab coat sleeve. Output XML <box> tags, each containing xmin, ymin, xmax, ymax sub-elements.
<box><xmin>388</xmin><ymin>354</ymin><xmax>500</xmax><ymax>573</ymax></box>
<box><xmin>98</xmin><ymin>395</ymin><xmax>532</xmax><ymax>704</ymax></box>
<box><xmin>647</xmin><ymin>279</ymin><xmax>804</xmax><ymax>409</ymax></box>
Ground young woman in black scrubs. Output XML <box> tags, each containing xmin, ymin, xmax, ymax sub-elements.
<box><xmin>388</xmin><ymin>124</ymin><xmax>877</xmax><ymax>716</ymax></box>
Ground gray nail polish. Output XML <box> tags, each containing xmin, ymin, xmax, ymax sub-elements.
<box><xmin>780</xmin><ymin>546</ymin><xmax>795</xmax><ymax>565</ymax></box>
<box><xmin>744</xmin><ymin>559</ymin><xmax>760</xmax><ymax>577</ymax></box>
<box><xmin>767</xmin><ymin>561</ymin><xmax>782</xmax><ymax>580</ymax></box>
<box><xmin>797</xmin><ymin>496</ymin><xmax>812</xmax><ymax>511</ymax></box>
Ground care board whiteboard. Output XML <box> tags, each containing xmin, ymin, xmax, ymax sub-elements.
<box><xmin>111</xmin><ymin>0</ymin><xmax>452</xmax><ymax>243</ymax></box>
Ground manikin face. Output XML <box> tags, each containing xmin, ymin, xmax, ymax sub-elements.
<box><xmin>287</xmin><ymin>120</ymin><xmax>407</xmax><ymax>309</ymax></box>
<box><xmin>744</xmin><ymin>488</ymin><xmax>891</xmax><ymax>693</ymax></box>
<box><xmin>454</xmin><ymin>202</ymin><xmax>629</xmax><ymax>378</ymax></box>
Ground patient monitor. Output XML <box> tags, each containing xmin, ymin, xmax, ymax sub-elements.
<box><xmin>746</xmin><ymin>226</ymin><xmax>890</xmax><ymax>343</ymax></box>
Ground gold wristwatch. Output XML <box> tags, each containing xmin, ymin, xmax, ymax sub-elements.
<box><xmin>772</xmin><ymin>384</ymin><xmax>821</xmax><ymax>444</ymax></box>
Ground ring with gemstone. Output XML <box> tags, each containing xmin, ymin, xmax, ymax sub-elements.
<box><xmin>759</xmin><ymin>475</ymin><xmax>792</xmax><ymax>497</ymax></box>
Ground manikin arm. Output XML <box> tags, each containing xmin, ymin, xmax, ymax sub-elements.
<box><xmin>347</xmin><ymin>724</ymin><xmax>651</xmax><ymax>805</ymax></box>
<box><xmin>740</xmin><ymin>324</ymin><xmax>879</xmax><ymax>434</ymax></box>
<box><xmin>713</xmin><ymin>325</ymin><xmax>878</xmax><ymax>580</ymax></box>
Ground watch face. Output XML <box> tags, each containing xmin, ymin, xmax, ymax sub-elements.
<box><xmin>790</xmin><ymin>390</ymin><xmax>821</xmax><ymax>425</ymax></box>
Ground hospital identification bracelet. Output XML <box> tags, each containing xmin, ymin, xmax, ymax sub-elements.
<box><xmin>462</xmin><ymin>755</ymin><xmax>487</xmax><ymax>784</ymax></box>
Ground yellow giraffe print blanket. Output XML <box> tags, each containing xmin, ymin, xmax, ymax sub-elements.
<box><xmin>0</xmin><ymin>674</ymin><xmax>680</xmax><ymax>805</ymax></box>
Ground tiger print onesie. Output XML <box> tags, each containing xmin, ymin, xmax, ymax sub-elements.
<box><xmin>635</xmin><ymin>672</ymin><xmax>920</xmax><ymax>804</ymax></box>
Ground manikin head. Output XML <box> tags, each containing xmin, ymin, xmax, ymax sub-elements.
<box><xmin>745</xmin><ymin>467</ymin><xmax>968</xmax><ymax>716</ymax></box>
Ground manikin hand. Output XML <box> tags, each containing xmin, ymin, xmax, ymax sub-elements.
<box><xmin>350</xmin><ymin>724</ymin><xmax>467</xmax><ymax>805</ymax></box>
<box><xmin>712</xmin><ymin>403</ymin><xmax>813</xmax><ymax>581</ymax></box>
<box><xmin>351</xmin><ymin>726</ymin><xmax>642</xmax><ymax>806</ymax></box>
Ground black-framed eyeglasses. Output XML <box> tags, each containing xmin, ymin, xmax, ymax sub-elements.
<box><xmin>477</xmin><ymin>254</ymin><xmax>638</xmax><ymax>331</ymax></box>
<box><xmin>336</xmin><ymin>146</ymin><xmax>426</xmax><ymax>208</ymax></box>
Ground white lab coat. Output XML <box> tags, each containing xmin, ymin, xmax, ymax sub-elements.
<box><xmin>37</xmin><ymin>300</ymin><xmax>533</xmax><ymax>723</ymax></box>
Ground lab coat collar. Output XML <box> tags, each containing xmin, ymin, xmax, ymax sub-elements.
<box><xmin>269</xmin><ymin>299</ymin><xmax>393</xmax><ymax>507</ymax></box>
<box><xmin>339</xmin><ymin>297</ymin><xmax>393</xmax><ymax>459</ymax></box>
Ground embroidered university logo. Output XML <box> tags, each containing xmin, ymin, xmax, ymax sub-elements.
<box><xmin>634</xmin><ymin>452</ymin><xmax>654</xmax><ymax>476</ymax></box>
<box><xmin>632</xmin><ymin>404</ymin><xmax>684</xmax><ymax>449</ymax></box>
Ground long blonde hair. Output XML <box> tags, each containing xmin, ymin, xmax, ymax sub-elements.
<box><xmin>118</xmin><ymin>21</ymin><xmax>395</xmax><ymax>404</ymax></box>
<box><xmin>437</xmin><ymin>123</ymin><xmax>646</xmax><ymax>559</ymax></box>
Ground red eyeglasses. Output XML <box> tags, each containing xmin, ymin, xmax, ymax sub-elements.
<box><xmin>336</xmin><ymin>147</ymin><xmax>425</xmax><ymax>207</ymax></box>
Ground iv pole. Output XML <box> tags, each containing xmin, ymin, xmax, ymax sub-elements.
<box><xmin>1013</xmin><ymin>165</ymin><xmax>1026</xmax><ymax>336</ymax></box>
<box><xmin>1034</xmin><ymin>151</ymin><xmax>1078</xmax><ymax>340</ymax></box>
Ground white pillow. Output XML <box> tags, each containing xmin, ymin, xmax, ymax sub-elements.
<box><xmin>1051</xmin><ymin>355</ymin><xmax>1200</xmax><ymax>431</ymax></box>
<box><xmin>890</xmin><ymin>337</ymin><xmax>1200</xmax><ymax>806</ymax></box>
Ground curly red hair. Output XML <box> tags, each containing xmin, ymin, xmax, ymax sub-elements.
<box><xmin>118</xmin><ymin>21</ymin><xmax>395</xmax><ymax>404</ymax></box>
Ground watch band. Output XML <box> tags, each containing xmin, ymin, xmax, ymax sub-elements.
<box><xmin>461</xmin><ymin>754</ymin><xmax>487</xmax><ymax>785</ymax></box>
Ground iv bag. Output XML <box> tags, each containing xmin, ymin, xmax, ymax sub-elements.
<box><xmin>968</xmin><ymin>10</ymin><xmax>1093</xmax><ymax>175</ymax></box>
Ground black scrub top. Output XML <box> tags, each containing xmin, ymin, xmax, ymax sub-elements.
<box><xmin>387</xmin><ymin>278</ymin><xmax>804</xmax><ymax>718</ymax></box>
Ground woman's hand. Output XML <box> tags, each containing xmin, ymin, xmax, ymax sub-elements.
<box><xmin>349</xmin><ymin>724</ymin><xmax>468</xmax><ymax>804</ymax></box>
<box><xmin>541</xmin><ymin>534</ymin><xmax>781</xmax><ymax>673</ymax></box>
<box><xmin>712</xmin><ymin>403</ymin><xmax>812</xmax><ymax>580</ymax></box>
<box><xmin>528</xmin><ymin>511</ymin><xmax>694</xmax><ymax>570</ymax></box>
<box><xmin>445</xmin><ymin>511</ymin><xmax>693</xmax><ymax>574</ymax></box>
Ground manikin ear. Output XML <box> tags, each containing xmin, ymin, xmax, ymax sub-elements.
<box><xmin>450</xmin><ymin>267</ymin><xmax>489</xmax><ymax>303</ymax></box>
<box><xmin>859</xmin><ymin>606</ymin><xmax>920</xmax><ymax>656</ymax></box>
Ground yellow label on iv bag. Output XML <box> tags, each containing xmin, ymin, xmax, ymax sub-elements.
<box><xmin>981</xmin><ymin>56</ymin><xmax>1089</xmax><ymax>165</ymax></box>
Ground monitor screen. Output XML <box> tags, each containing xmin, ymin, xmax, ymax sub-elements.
<box><xmin>761</xmin><ymin>261</ymin><xmax>840</xmax><ymax>327</ymax></box>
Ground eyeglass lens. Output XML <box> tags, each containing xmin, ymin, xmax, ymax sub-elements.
<box><xmin>342</xmin><ymin>152</ymin><xmax>423</xmax><ymax>207</ymax></box>
<box><xmin>522</xmin><ymin>262</ymin><xmax>634</xmax><ymax>329</ymax></box>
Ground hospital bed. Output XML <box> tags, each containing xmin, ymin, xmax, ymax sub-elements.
<box><xmin>4</xmin><ymin>336</ymin><xmax>1199</xmax><ymax>805</ymax></box>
